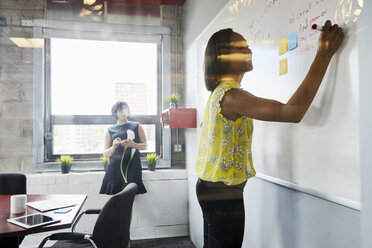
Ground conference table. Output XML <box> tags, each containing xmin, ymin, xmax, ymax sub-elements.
<box><xmin>0</xmin><ymin>194</ymin><xmax>87</xmax><ymax>239</ymax></box>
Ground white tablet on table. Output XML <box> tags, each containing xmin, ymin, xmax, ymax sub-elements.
<box><xmin>7</xmin><ymin>213</ymin><xmax>61</xmax><ymax>229</ymax></box>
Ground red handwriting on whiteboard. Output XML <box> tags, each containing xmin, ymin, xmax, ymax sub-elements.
<box><xmin>288</xmin><ymin>0</ymin><xmax>327</xmax><ymax>25</ymax></box>
<box><xmin>311</xmin><ymin>0</ymin><xmax>326</xmax><ymax>7</ymax></box>
<box><xmin>299</xmin><ymin>18</ymin><xmax>309</xmax><ymax>34</ymax></box>
<box><xmin>297</xmin><ymin>9</ymin><xmax>328</xmax><ymax>37</ymax></box>
<box><xmin>296</xmin><ymin>43</ymin><xmax>315</xmax><ymax>56</ymax></box>
<box><xmin>310</xmin><ymin>9</ymin><xmax>327</xmax><ymax>25</ymax></box>
<box><xmin>264</xmin><ymin>0</ymin><xmax>281</xmax><ymax>13</ymax></box>
<box><xmin>248</xmin><ymin>20</ymin><xmax>264</xmax><ymax>43</ymax></box>
<box><xmin>296</xmin><ymin>8</ymin><xmax>328</xmax><ymax>55</ymax></box>
<box><xmin>289</xmin><ymin>13</ymin><xmax>295</xmax><ymax>24</ymax></box>
<box><xmin>296</xmin><ymin>7</ymin><xmax>310</xmax><ymax>19</ymax></box>
<box><xmin>288</xmin><ymin>1</ymin><xmax>311</xmax><ymax>24</ymax></box>
<box><xmin>290</xmin><ymin>7</ymin><xmax>311</xmax><ymax>24</ymax></box>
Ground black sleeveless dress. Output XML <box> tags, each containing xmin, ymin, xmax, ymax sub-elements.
<box><xmin>99</xmin><ymin>122</ymin><xmax>147</xmax><ymax>195</ymax></box>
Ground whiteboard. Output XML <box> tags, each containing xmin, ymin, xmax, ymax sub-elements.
<box><xmin>196</xmin><ymin>0</ymin><xmax>362</xmax><ymax>204</ymax></box>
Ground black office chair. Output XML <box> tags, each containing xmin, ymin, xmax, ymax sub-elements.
<box><xmin>38</xmin><ymin>183</ymin><xmax>138</xmax><ymax>248</ymax></box>
<box><xmin>0</xmin><ymin>173</ymin><xmax>26</xmax><ymax>195</ymax></box>
<box><xmin>0</xmin><ymin>173</ymin><xmax>27</xmax><ymax>248</ymax></box>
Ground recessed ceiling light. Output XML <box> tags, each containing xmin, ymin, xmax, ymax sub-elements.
<box><xmin>51</xmin><ymin>0</ymin><xmax>72</xmax><ymax>3</ymax></box>
<box><xmin>9</xmin><ymin>38</ymin><xmax>44</xmax><ymax>48</ymax></box>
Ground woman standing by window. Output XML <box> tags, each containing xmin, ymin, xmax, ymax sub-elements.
<box><xmin>100</xmin><ymin>101</ymin><xmax>147</xmax><ymax>195</ymax></box>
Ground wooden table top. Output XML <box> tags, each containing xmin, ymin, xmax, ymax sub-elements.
<box><xmin>0</xmin><ymin>194</ymin><xmax>87</xmax><ymax>238</ymax></box>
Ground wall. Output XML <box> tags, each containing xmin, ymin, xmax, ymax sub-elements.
<box><xmin>183</xmin><ymin>0</ymin><xmax>229</xmax><ymax>49</ymax></box>
<box><xmin>359</xmin><ymin>1</ymin><xmax>372</xmax><ymax>247</ymax></box>
<box><xmin>183</xmin><ymin>0</ymin><xmax>361</xmax><ymax>247</ymax></box>
<box><xmin>20</xmin><ymin>170</ymin><xmax>188</xmax><ymax>247</ymax></box>
<box><xmin>161</xmin><ymin>4</ymin><xmax>187</xmax><ymax>169</ymax></box>
<box><xmin>0</xmin><ymin>0</ymin><xmax>43</xmax><ymax>174</ymax></box>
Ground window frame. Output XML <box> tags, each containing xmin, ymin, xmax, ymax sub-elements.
<box><xmin>44</xmin><ymin>38</ymin><xmax>162</xmax><ymax>162</ymax></box>
<box><xmin>27</xmin><ymin>19</ymin><xmax>172</xmax><ymax>172</ymax></box>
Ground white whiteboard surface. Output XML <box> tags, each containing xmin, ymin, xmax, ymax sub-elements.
<box><xmin>196</xmin><ymin>0</ymin><xmax>362</xmax><ymax>204</ymax></box>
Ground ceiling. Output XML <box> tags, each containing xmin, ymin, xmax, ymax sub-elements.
<box><xmin>47</xmin><ymin>0</ymin><xmax>186</xmax><ymax>20</ymax></box>
<box><xmin>97</xmin><ymin>0</ymin><xmax>186</xmax><ymax>5</ymax></box>
<box><xmin>50</xmin><ymin>0</ymin><xmax>186</xmax><ymax>6</ymax></box>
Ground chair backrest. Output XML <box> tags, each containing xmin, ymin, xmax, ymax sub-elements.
<box><xmin>92</xmin><ymin>183</ymin><xmax>137</xmax><ymax>248</ymax></box>
<box><xmin>0</xmin><ymin>173</ymin><xmax>26</xmax><ymax>195</ymax></box>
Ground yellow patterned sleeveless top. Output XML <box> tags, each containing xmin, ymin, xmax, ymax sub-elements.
<box><xmin>196</xmin><ymin>80</ymin><xmax>256</xmax><ymax>185</ymax></box>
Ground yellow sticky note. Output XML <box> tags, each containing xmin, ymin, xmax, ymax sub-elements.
<box><xmin>279</xmin><ymin>37</ymin><xmax>288</xmax><ymax>55</ymax></box>
<box><xmin>279</xmin><ymin>58</ymin><xmax>288</xmax><ymax>76</ymax></box>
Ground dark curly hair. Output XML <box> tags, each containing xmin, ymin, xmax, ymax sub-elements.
<box><xmin>111</xmin><ymin>101</ymin><xmax>130</xmax><ymax>120</ymax></box>
<box><xmin>204</xmin><ymin>28</ymin><xmax>234</xmax><ymax>92</ymax></box>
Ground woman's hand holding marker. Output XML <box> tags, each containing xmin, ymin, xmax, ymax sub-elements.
<box><xmin>312</xmin><ymin>24</ymin><xmax>323</xmax><ymax>31</ymax></box>
<box><xmin>316</xmin><ymin>20</ymin><xmax>344</xmax><ymax>58</ymax></box>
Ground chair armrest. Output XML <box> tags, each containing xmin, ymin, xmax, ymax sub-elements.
<box><xmin>50</xmin><ymin>232</ymin><xmax>88</xmax><ymax>241</ymax></box>
<box><xmin>72</xmin><ymin>209</ymin><xmax>102</xmax><ymax>233</ymax></box>
<box><xmin>85</xmin><ymin>209</ymin><xmax>101</xmax><ymax>215</ymax></box>
<box><xmin>38</xmin><ymin>233</ymin><xmax>97</xmax><ymax>248</ymax></box>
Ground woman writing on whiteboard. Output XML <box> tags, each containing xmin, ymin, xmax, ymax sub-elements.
<box><xmin>196</xmin><ymin>20</ymin><xmax>344</xmax><ymax>247</ymax></box>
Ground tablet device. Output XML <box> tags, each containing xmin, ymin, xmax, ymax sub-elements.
<box><xmin>27</xmin><ymin>199</ymin><xmax>76</xmax><ymax>212</ymax></box>
<box><xmin>7</xmin><ymin>213</ymin><xmax>60</xmax><ymax>229</ymax></box>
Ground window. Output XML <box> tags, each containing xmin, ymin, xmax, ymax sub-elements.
<box><xmin>44</xmin><ymin>38</ymin><xmax>161</xmax><ymax>161</ymax></box>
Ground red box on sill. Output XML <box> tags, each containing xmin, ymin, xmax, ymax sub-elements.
<box><xmin>161</xmin><ymin>108</ymin><xmax>197</xmax><ymax>128</ymax></box>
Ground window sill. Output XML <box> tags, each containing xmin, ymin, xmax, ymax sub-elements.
<box><xmin>28</xmin><ymin>168</ymin><xmax>187</xmax><ymax>182</ymax></box>
<box><xmin>34</xmin><ymin>159</ymin><xmax>171</xmax><ymax>173</ymax></box>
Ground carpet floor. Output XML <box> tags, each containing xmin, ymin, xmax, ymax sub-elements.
<box><xmin>131</xmin><ymin>236</ymin><xmax>196</xmax><ymax>248</ymax></box>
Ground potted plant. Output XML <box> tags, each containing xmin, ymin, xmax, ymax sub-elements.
<box><xmin>56</xmin><ymin>155</ymin><xmax>73</xmax><ymax>174</ymax></box>
<box><xmin>100</xmin><ymin>156</ymin><xmax>109</xmax><ymax>171</ymax></box>
<box><xmin>167</xmin><ymin>93</ymin><xmax>180</xmax><ymax>108</ymax></box>
<box><xmin>146</xmin><ymin>153</ymin><xmax>159</xmax><ymax>171</ymax></box>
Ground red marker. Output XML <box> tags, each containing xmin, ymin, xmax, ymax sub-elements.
<box><xmin>312</xmin><ymin>24</ymin><xmax>323</xmax><ymax>31</ymax></box>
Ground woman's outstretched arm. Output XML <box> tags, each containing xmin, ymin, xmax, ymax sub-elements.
<box><xmin>222</xmin><ymin>20</ymin><xmax>344</xmax><ymax>123</ymax></box>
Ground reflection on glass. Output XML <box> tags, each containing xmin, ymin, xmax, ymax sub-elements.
<box><xmin>84</xmin><ymin>0</ymin><xmax>96</xmax><ymax>5</ymax></box>
<box><xmin>228</xmin><ymin>0</ymin><xmax>252</xmax><ymax>15</ymax></box>
<box><xmin>335</xmin><ymin>0</ymin><xmax>364</xmax><ymax>24</ymax></box>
